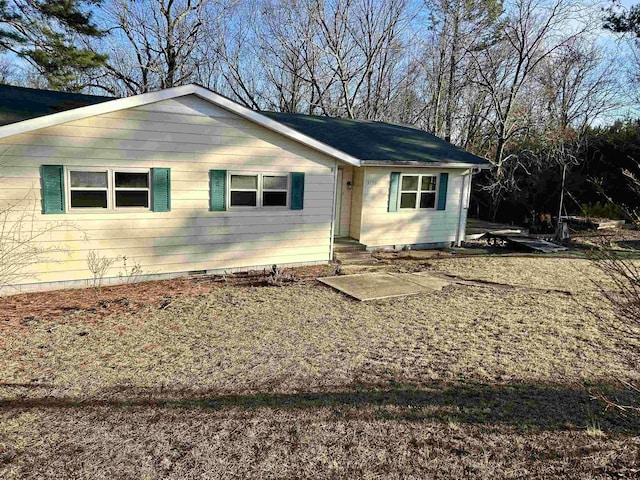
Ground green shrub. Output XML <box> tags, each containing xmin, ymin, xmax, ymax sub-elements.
<box><xmin>580</xmin><ymin>201</ymin><xmax>625</xmax><ymax>220</ymax></box>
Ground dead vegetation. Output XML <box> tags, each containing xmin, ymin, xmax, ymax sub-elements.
<box><xmin>0</xmin><ymin>264</ymin><xmax>335</xmax><ymax>325</ymax></box>
<box><xmin>1</xmin><ymin>256</ymin><xmax>639</xmax><ymax>478</ymax></box>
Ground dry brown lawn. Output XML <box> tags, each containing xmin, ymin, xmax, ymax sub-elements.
<box><xmin>1</xmin><ymin>256</ymin><xmax>639</xmax><ymax>479</ymax></box>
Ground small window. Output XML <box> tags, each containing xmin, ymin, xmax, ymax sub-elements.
<box><xmin>399</xmin><ymin>174</ymin><xmax>437</xmax><ymax>209</ymax></box>
<box><xmin>262</xmin><ymin>175</ymin><xmax>288</xmax><ymax>207</ymax></box>
<box><xmin>419</xmin><ymin>176</ymin><xmax>437</xmax><ymax>209</ymax></box>
<box><xmin>400</xmin><ymin>175</ymin><xmax>419</xmax><ymax>209</ymax></box>
<box><xmin>69</xmin><ymin>170</ymin><xmax>108</xmax><ymax>208</ymax></box>
<box><xmin>115</xmin><ymin>172</ymin><xmax>149</xmax><ymax>208</ymax></box>
<box><xmin>230</xmin><ymin>174</ymin><xmax>258</xmax><ymax>207</ymax></box>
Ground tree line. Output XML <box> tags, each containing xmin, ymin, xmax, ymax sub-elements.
<box><xmin>1</xmin><ymin>0</ymin><xmax>639</xmax><ymax>224</ymax></box>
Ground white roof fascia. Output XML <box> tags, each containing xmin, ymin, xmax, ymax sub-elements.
<box><xmin>360</xmin><ymin>161</ymin><xmax>491</xmax><ymax>169</ymax></box>
<box><xmin>0</xmin><ymin>84</ymin><xmax>362</xmax><ymax>167</ymax></box>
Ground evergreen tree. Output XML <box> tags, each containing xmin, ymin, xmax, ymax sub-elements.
<box><xmin>0</xmin><ymin>0</ymin><xmax>107</xmax><ymax>91</ymax></box>
<box><xmin>604</xmin><ymin>1</ymin><xmax>640</xmax><ymax>37</ymax></box>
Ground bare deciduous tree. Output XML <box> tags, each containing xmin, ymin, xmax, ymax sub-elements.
<box><xmin>469</xmin><ymin>0</ymin><xmax>592</xmax><ymax>219</ymax></box>
<box><xmin>423</xmin><ymin>0</ymin><xmax>502</xmax><ymax>141</ymax></box>
<box><xmin>92</xmin><ymin>0</ymin><xmax>226</xmax><ymax>96</ymax></box>
<box><xmin>208</xmin><ymin>0</ymin><xmax>414</xmax><ymax>118</ymax></box>
<box><xmin>537</xmin><ymin>39</ymin><xmax>619</xmax><ymax>134</ymax></box>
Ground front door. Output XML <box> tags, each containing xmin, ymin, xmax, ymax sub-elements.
<box><xmin>334</xmin><ymin>168</ymin><xmax>344</xmax><ymax>237</ymax></box>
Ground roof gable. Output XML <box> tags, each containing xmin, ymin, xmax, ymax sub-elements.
<box><xmin>0</xmin><ymin>84</ymin><xmax>362</xmax><ymax>166</ymax></box>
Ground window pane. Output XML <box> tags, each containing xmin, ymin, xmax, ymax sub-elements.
<box><xmin>71</xmin><ymin>190</ymin><xmax>107</xmax><ymax>208</ymax></box>
<box><xmin>230</xmin><ymin>175</ymin><xmax>258</xmax><ymax>190</ymax></box>
<box><xmin>421</xmin><ymin>176</ymin><xmax>437</xmax><ymax>191</ymax></box>
<box><xmin>70</xmin><ymin>171</ymin><xmax>107</xmax><ymax>188</ymax></box>
<box><xmin>401</xmin><ymin>176</ymin><xmax>419</xmax><ymax>191</ymax></box>
<box><xmin>420</xmin><ymin>192</ymin><xmax>436</xmax><ymax>208</ymax></box>
<box><xmin>263</xmin><ymin>191</ymin><xmax>287</xmax><ymax>207</ymax></box>
<box><xmin>116</xmin><ymin>190</ymin><xmax>149</xmax><ymax>207</ymax></box>
<box><xmin>115</xmin><ymin>172</ymin><xmax>148</xmax><ymax>188</ymax></box>
<box><xmin>231</xmin><ymin>191</ymin><xmax>257</xmax><ymax>206</ymax></box>
<box><xmin>263</xmin><ymin>175</ymin><xmax>287</xmax><ymax>190</ymax></box>
<box><xmin>400</xmin><ymin>192</ymin><xmax>417</xmax><ymax>209</ymax></box>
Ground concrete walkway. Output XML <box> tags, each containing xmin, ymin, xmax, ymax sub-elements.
<box><xmin>318</xmin><ymin>272</ymin><xmax>451</xmax><ymax>301</ymax></box>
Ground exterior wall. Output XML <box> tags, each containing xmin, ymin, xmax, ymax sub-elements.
<box><xmin>357</xmin><ymin>166</ymin><xmax>467</xmax><ymax>248</ymax></box>
<box><xmin>335</xmin><ymin>165</ymin><xmax>353</xmax><ymax>237</ymax></box>
<box><xmin>0</xmin><ymin>95</ymin><xmax>337</xmax><ymax>290</ymax></box>
<box><xmin>349</xmin><ymin>167</ymin><xmax>364</xmax><ymax>240</ymax></box>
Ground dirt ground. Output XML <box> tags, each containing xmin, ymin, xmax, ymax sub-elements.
<box><xmin>0</xmin><ymin>264</ymin><xmax>338</xmax><ymax>325</ymax></box>
<box><xmin>1</xmin><ymin>253</ymin><xmax>640</xmax><ymax>479</ymax></box>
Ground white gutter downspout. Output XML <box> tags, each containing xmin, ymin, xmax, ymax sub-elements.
<box><xmin>329</xmin><ymin>163</ymin><xmax>339</xmax><ymax>262</ymax></box>
<box><xmin>455</xmin><ymin>169</ymin><xmax>472</xmax><ymax>247</ymax></box>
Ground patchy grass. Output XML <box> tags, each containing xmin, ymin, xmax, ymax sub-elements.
<box><xmin>428</xmin><ymin>256</ymin><xmax>611</xmax><ymax>293</ymax></box>
<box><xmin>1</xmin><ymin>257</ymin><xmax>639</xmax><ymax>478</ymax></box>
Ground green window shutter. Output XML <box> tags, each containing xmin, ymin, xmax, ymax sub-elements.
<box><xmin>152</xmin><ymin>168</ymin><xmax>171</xmax><ymax>212</ymax></box>
<box><xmin>290</xmin><ymin>172</ymin><xmax>305</xmax><ymax>210</ymax></box>
<box><xmin>437</xmin><ymin>172</ymin><xmax>449</xmax><ymax>211</ymax></box>
<box><xmin>210</xmin><ymin>170</ymin><xmax>227</xmax><ymax>211</ymax></box>
<box><xmin>41</xmin><ymin>165</ymin><xmax>65</xmax><ymax>214</ymax></box>
<box><xmin>388</xmin><ymin>172</ymin><xmax>401</xmax><ymax>212</ymax></box>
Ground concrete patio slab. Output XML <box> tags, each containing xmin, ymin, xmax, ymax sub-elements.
<box><xmin>318</xmin><ymin>272</ymin><xmax>451</xmax><ymax>301</ymax></box>
<box><xmin>392</xmin><ymin>273</ymin><xmax>452</xmax><ymax>291</ymax></box>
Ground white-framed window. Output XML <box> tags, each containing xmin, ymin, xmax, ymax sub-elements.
<box><xmin>114</xmin><ymin>171</ymin><xmax>150</xmax><ymax>208</ymax></box>
<box><xmin>67</xmin><ymin>168</ymin><xmax>150</xmax><ymax>210</ymax></box>
<box><xmin>262</xmin><ymin>174</ymin><xmax>288</xmax><ymax>207</ymax></box>
<box><xmin>229</xmin><ymin>173</ymin><xmax>289</xmax><ymax>208</ymax></box>
<box><xmin>68</xmin><ymin>169</ymin><xmax>109</xmax><ymax>209</ymax></box>
<box><xmin>399</xmin><ymin>174</ymin><xmax>438</xmax><ymax>209</ymax></box>
<box><xmin>230</xmin><ymin>174</ymin><xmax>259</xmax><ymax>207</ymax></box>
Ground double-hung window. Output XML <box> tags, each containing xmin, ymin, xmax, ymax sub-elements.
<box><xmin>230</xmin><ymin>175</ymin><xmax>259</xmax><ymax>207</ymax></box>
<box><xmin>68</xmin><ymin>169</ymin><xmax>150</xmax><ymax>210</ymax></box>
<box><xmin>399</xmin><ymin>174</ymin><xmax>438</xmax><ymax>209</ymax></box>
<box><xmin>114</xmin><ymin>172</ymin><xmax>150</xmax><ymax>208</ymax></box>
<box><xmin>69</xmin><ymin>170</ymin><xmax>109</xmax><ymax>208</ymax></box>
<box><xmin>262</xmin><ymin>175</ymin><xmax>288</xmax><ymax>207</ymax></box>
<box><xmin>229</xmin><ymin>173</ymin><xmax>288</xmax><ymax>208</ymax></box>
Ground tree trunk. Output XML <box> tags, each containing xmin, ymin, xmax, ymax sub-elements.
<box><xmin>444</xmin><ymin>5</ymin><xmax>460</xmax><ymax>143</ymax></box>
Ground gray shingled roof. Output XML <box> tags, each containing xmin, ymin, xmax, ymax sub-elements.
<box><xmin>0</xmin><ymin>84</ymin><xmax>488</xmax><ymax>166</ymax></box>
<box><xmin>262</xmin><ymin>111</ymin><xmax>488</xmax><ymax>166</ymax></box>
<box><xmin>0</xmin><ymin>84</ymin><xmax>112</xmax><ymax>126</ymax></box>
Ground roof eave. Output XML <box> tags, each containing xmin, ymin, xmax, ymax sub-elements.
<box><xmin>360</xmin><ymin>160</ymin><xmax>491</xmax><ymax>169</ymax></box>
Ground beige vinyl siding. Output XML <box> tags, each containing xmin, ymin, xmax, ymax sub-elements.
<box><xmin>0</xmin><ymin>95</ymin><xmax>337</xmax><ymax>288</ymax></box>
<box><xmin>357</xmin><ymin>167</ymin><xmax>466</xmax><ymax>247</ymax></box>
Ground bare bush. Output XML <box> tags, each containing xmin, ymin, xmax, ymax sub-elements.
<box><xmin>118</xmin><ymin>255</ymin><xmax>145</xmax><ymax>284</ymax></box>
<box><xmin>588</xmin><ymin>168</ymin><xmax>640</xmax><ymax>415</ymax></box>
<box><xmin>591</xmin><ymin>247</ymin><xmax>640</xmax><ymax>340</ymax></box>
<box><xmin>0</xmin><ymin>191</ymin><xmax>81</xmax><ymax>293</ymax></box>
<box><xmin>266</xmin><ymin>264</ymin><xmax>299</xmax><ymax>286</ymax></box>
<box><xmin>86</xmin><ymin>250</ymin><xmax>118</xmax><ymax>291</ymax></box>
